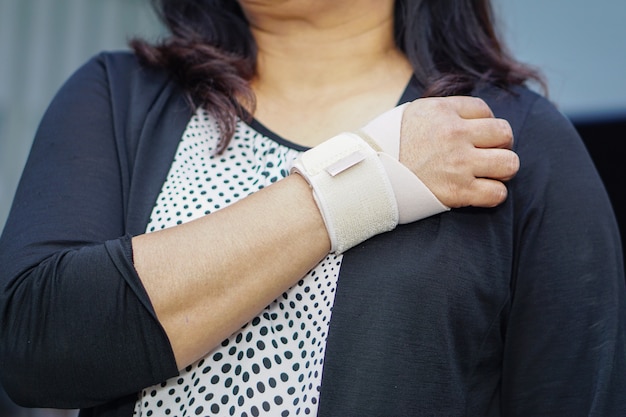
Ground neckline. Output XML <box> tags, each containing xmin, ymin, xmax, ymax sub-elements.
<box><xmin>246</xmin><ymin>76</ymin><xmax>422</xmax><ymax>151</ymax></box>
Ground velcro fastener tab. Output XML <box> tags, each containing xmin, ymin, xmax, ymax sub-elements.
<box><xmin>325</xmin><ymin>150</ymin><xmax>367</xmax><ymax>177</ymax></box>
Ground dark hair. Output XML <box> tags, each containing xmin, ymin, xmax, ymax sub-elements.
<box><xmin>131</xmin><ymin>0</ymin><xmax>544</xmax><ymax>152</ymax></box>
<box><xmin>131</xmin><ymin>0</ymin><xmax>256</xmax><ymax>153</ymax></box>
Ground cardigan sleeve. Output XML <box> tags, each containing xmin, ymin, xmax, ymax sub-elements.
<box><xmin>501</xmin><ymin>95</ymin><xmax>626</xmax><ymax>415</ymax></box>
<box><xmin>0</xmin><ymin>55</ymin><xmax>179</xmax><ymax>409</ymax></box>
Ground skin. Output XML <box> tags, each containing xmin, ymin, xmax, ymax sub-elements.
<box><xmin>243</xmin><ymin>0</ymin><xmax>412</xmax><ymax>145</ymax></box>
<box><xmin>133</xmin><ymin>0</ymin><xmax>519</xmax><ymax>369</ymax></box>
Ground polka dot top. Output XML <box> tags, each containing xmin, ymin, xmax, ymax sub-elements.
<box><xmin>133</xmin><ymin>109</ymin><xmax>343</xmax><ymax>417</ymax></box>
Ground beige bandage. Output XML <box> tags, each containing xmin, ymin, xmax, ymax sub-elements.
<box><xmin>358</xmin><ymin>103</ymin><xmax>449</xmax><ymax>224</ymax></box>
<box><xmin>291</xmin><ymin>132</ymin><xmax>398</xmax><ymax>254</ymax></box>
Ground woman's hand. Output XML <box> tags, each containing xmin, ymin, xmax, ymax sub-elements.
<box><xmin>399</xmin><ymin>96</ymin><xmax>519</xmax><ymax>208</ymax></box>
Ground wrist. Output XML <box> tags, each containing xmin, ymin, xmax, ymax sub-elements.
<box><xmin>291</xmin><ymin>132</ymin><xmax>398</xmax><ymax>253</ymax></box>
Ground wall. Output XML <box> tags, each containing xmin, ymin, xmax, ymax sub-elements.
<box><xmin>498</xmin><ymin>0</ymin><xmax>626</xmax><ymax>120</ymax></box>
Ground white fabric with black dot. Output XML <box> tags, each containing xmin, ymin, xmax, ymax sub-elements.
<box><xmin>133</xmin><ymin>109</ymin><xmax>342</xmax><ymax>417</ymax></box>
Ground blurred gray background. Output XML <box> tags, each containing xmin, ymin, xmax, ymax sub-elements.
<box><xmin>0</xmin><ymin>0</ymin><xmax>163</xmax><ymax>234</ymax></box>
<box><xmin>0</xmin><ymin>0</ymin><xmax>625</xmax><ymax>416</ymax></box>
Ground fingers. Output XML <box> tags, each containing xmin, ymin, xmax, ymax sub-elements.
<box><xmin>402</xmin><ymin>97</ymin><xmax>494</xmax><ymax>130</ymax></box>
<box><xmin>415</xmin><ymin>96</ymin><xmax>495</xmax><ymax>120</ymax></box>
<box><xmin>424</xmin><ymin>148</ymin><xmax>518</xmax><ymax>208</ymax></box>
<box><xmin>428</xmin><ymin>175</ymin><xmax>511</xmax><ymax>209</ymax></box>
<box><xmin>404</xmin><ymin>97</ymin><xmax>513</xmax><ymax>150</ymax></box>
<box><xmin>464</xmin><ymin>178</ymin><xmax>509</xmax><ymax>208</ymax></box>
<box><xmin>464</xmin><ymin>118</ymin><xmax>514</xmax><ymax>149</ymax></box>
<box><xmin>471</xmin><ymin>148</ymin><xmax>520</xmax><ymax>181</ymax></box>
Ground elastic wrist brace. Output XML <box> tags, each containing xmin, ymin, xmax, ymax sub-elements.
<box><xmin>291</xmin><ymin>132</ymin><xmax>398</xmax><ymax>254</ymax></box>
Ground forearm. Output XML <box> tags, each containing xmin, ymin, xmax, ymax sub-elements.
<box><xmin>133</xmin><ymin>174</ymin><xmax>330</xmax><ymax>369</ymax></box>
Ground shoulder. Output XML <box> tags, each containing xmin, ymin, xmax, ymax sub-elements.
<box><xmin>73</xmin><ymin>51</ymin><xmax>173</xmax><ymax>98</ymax></box>
<box><xmin>47</xmin><ymin>50</ymin><xmax>184</xmax><ymax>137</ymax></box>
<box><xmin>92</xmin><ymin>50</ymin><xmax>142</xmax><ymax>69</ymax></box>
<box><xmin>65</xmin><ymin>50</ymin><xmax>190</xmax><ymax>138</ymax></box>
<box><xmin>43</xmin><ymin>50</ymin><xmax>190</xmax><ymax>169</ymax></box>
<box><xmin>66</xmin><ymin>51</ymin><xmax>143</xmax><ymax>85</ymax></box>
<box><xmin>46</xmin><ymin>51</ymin><xmax>176</xmax><ymax>125</ymax></box>
<box><xmin>480</xmin><ymin>85</ymin><xmax>613</xmax><ymax>228</ymax></box>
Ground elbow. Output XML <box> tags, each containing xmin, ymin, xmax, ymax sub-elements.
<box><xmin>0</xmin><ymin>322</ymin><xmax>103</xmax><ymax>409</ymax></box>
<box><xmin>0</xmin><ymin>320</ymin><xmax>62</xmax><ymax>408</ymax></box>
<box><xmin>0</xmin><ymin>344</ymin><xmax>50</xmax><ymax>408</ymax></box>
<box><xmin>0</xmin><ymin>273</ymin><xmax>82</xmax><ymax>408</ymax></box>
<box><xmin>0</xmin><ymin>372</ymin><xmax>38</xmax><ymax>410</ymax></box>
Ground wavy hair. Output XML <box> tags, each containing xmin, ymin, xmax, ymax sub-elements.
<box><xmin>131</xmin><ymin>0</ymin><xmax>545</xmax><ymax>152</ymax></box>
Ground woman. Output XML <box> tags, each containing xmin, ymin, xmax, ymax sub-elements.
<box><xmin>0</xmin><ymin>0</ymin><xmax>624</xmax><ymax>416</ymax></box>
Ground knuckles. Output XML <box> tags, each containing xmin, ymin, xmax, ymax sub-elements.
<box><xmin>502</xmin><ymin>151</ymin><xmax>521</xmax><ymax>179</ymax></box>
<box><xmin>496</xmin><ymin>119</ymin><xmax>514</xmax><ymax>148</ymax></box>
<box><xmin>490</xmin><ymin>182</ymin><xmax>509</xmax><ymax>206</ymax></box>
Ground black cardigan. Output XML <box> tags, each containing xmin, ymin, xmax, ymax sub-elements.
<box><xmin>0</xmin><ymin>52</ymin><xmax>624</xmax><ymax>416</ymax></box>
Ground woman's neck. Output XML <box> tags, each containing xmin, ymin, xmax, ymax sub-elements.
<box><xmin>239</xmin><ymin>1</ymin><xmax>413</xmax><ymax>146</ymax></box>
<box><xmin>248</xmin><ymin>2</ymin><xmax>401</xmax><ymax>90</ymax></box>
